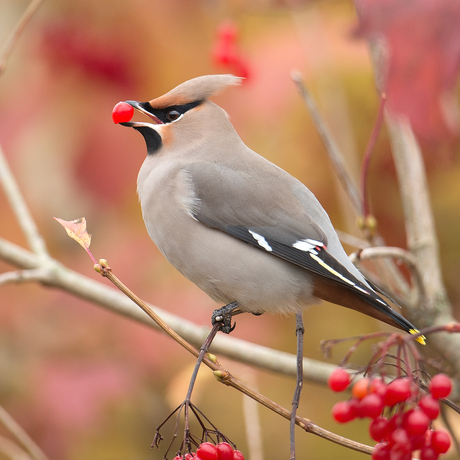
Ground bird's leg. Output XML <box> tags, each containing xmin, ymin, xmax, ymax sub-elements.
<box><xmin>290</xmin><ymin>312</ymin><xmax>304</xmax><ymax>460</ymax></box>
<box><xmin>211</xmin><ymin>301</ymin><xmax>240</xmax><ymax>334</ymax></box>
<box><xmin>183</xmin><ymin>321</ymin><xmax>222</xmax><ymax>450</ymax></box>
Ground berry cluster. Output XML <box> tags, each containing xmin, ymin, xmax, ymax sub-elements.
<box><xmin>173</xmin><ymin>442</ymin><xmax>244</xmax><ymax>460</ymax></box>
<box><xmin>211</xmin><ymin>21</ymin><xmax>250</xmax><ymax>79</ymax></box>
<box><xmin>328</xmin><ymin>369</ymin><xmax>453</xmax><ymax>459</ymax></box>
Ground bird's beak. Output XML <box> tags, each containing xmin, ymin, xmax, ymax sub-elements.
<box><xmin>120</xmin><ymin>100</ymin><xmax>163</xmax><ymax>127</ymax></box>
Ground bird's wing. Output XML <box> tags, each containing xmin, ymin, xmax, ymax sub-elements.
<box><xmin>186</xmin><ymin>163</ymin><xmax>381</xmax><ymax>300</ymax></box>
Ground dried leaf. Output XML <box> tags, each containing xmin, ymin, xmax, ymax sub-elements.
<box><xmin>54</xmin><ymin>217</ymin><xmax>92</xmax><ymax>250</ymax></box>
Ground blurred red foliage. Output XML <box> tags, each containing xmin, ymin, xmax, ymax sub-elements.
<box><xmin>39</xmin><ymin>21</ymin><xmax>136</xmax><ymax>89</ymax></box>
<box><xmin>354</xmin><ymin>0</ymin><xmax>460</xmax><ymax>144</ymax></box>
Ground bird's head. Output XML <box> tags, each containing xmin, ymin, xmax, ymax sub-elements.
<box><xmin>119</xmin><ymin>74</ymin><xmax>243</xmax><ymax>155</ymax></box>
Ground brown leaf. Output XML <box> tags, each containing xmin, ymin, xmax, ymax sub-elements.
<box><xmin>54</xmin><ymin>217</ymin><xmax>92</xmax><ymax>250</ymax></box>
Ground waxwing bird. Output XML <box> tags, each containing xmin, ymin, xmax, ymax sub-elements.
<box><xmin>118</xmin><ymin>74</ymin><xmax>424</xmax><ymax>344</ymax></box>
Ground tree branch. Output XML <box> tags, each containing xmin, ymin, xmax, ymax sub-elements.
<box><xmin>0</xmin><ymin>144</ymin><xmax>49</xmax><ymax>258</ymax></box>
<box><xmin>291</xmin><ymin>70</ymin><xmax>363</xmax><ymax>215</ymax></box>
<box><xmin>0</xmin><ymin>406</ymin><xmax>49</xmax><ymax>460</ymax></box>
<box><xmin>366</xmin><ymin>35</ymin><xmax>460</xmax><ymax>386</ymax></box>
<box><xmin>0</xmin><ymin>0</ymin><xmax>44</xmax><ymax>77</ymax></box>
<box><xmin>349</xmin><ymin>246</ymin><xmax>425</xmax><ymax>303</ymax></box>
<box><xmin>0</xmin><ymin>435</ymin><xmax>33</xmax><ymax>460</ymax></box>
<box><xmin>0</xmin><ymin>236</ymin><xmax>338</xmax><ymax>384</ymax></box>
<box><xmin>385</xmin><ymin>114</ymin><xmax>460</xmax><ymax>381</ymax></box>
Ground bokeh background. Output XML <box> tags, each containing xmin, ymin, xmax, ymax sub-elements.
<box><xmin>0</xmin><ymin>0</ymin><xmax>459</xmax><ymax>459</ymax></box>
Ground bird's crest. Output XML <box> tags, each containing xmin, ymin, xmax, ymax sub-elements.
<box><xmin>148</xmin><ymin>75</ymin><xmax>242</xmax><ymax>109</ymax></box>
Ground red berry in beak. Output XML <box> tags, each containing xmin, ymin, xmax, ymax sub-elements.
<box><xmin>112</xmin><ymin>101</ymin><xmax>134</xmax><ymax>123</ymax></box>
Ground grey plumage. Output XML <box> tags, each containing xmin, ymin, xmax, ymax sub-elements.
<box><xmin>120</xmin><ymin>74</ymin><xmax>423</xmax><ymax>342</ymax></box>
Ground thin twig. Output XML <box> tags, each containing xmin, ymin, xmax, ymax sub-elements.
<box><xmin>0</xmin><ymin>0</ymin><xmax>44</xmax><ymax>77</ymax></box>
<box><xmin>0</xmin><ymin>406</ymin><xmax>49</xmax><ymax>460</ymax></box>
<box><xmin>291</xmin><ymin>70</ymin><xmax>362</xmax><ymax>215</ymax></box>
<box><xmin>360</xmin><ymin>93</ymin><xmax>386</xmax><ymax>217</ymax></box>
<box><xmin>349</xmin><ymin>246</ymin><xmax>425</xmax><ymax>303</ymax></box>
<box><xmin>101</xmin><ymin>268</ymin><xmax>196</xmax><ymax>353</ymax></box>
<box><xmin>290</xmin><ymin>312</ymin><xmax>304</xmax><ymax>460</ymax></box>
<box><xmin>0</xmin><ymin>143</ymin><xmax>49</xmax><ymax>257</ymax></box>
<box><xmin>183</xmin><ymin>323</ymin><xmax>222</xmax><ymax>450</ymax></box>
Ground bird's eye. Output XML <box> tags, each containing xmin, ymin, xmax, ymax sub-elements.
<box><xmin>166</xmin><ymin>110</ymin><xmax>181</xmax><ymax>121</ymax></box>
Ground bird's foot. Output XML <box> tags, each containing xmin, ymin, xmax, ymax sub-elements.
<box><xmin>212</xmin><ymin>301</ymin><xmax>239</xmax><ymax>334</ymax></box>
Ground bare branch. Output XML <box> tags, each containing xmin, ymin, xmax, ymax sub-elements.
<box><xmin>349</xmin><ymin>246</ymin><xmax>425</xmax><ymax>303</ymax></box>
<box><xmin>0</xmin><ymin>239</ymin><xmax>376</xmax><ymax>453</ymax></box>
<box><xmin>385</xmin><ymin>117</ymin><xmax>447</xmax><ymax>303</ymax></box>
<box><xmin>291</xmin><ymin>72</ymin><xmax>412</xmax><ymax>307</ymax></box>
<box><xmin>385</xmin><ymin>114</ymin><xmax>460</xmax><ymax>379</ymax></box>
<box><xmin>0</xmin><ymin>268</ymin><xmax>52</xmax><ymax>286</ymax></box>
<box><xmin>336</xmin><ymin>229</ymin><xmax>370</xmax><ymax>249</ymax></box>
<box><xmin>0</xmin><ymin>237</ymin><xmax>338</xmax><ymax>384</ymax></box>
<box><xmin>291</xmin><ymin>70</ymin><xmax>363</xmax><ymax>215</ymax></box>
<box><xmin>0</xmin><ymin>435</ymin><xmax>33</xmax><ymax>460</ymax></box>
<box><xmin>360</xmin><ymin>93</ymin><xmax>386</xmax><ymax>217</ymax></box>
<box><xmin>0</xmin><ymin>406</ymin><xmax>49</xmax><ymax>460</ymax></box>
<box><xmin>0</xmin><ymin>144</ymin><xmax>49</xmax><ymax>257</ymax></box>
<box><xmin>0</xmin><ymin>0</ymin><xmax>44</xmax><ymax>77</ymax></box>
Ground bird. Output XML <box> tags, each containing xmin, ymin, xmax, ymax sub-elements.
<box><xmin>117</xmin><ymin>74</ymin><xmax>424</xmax><ymax>345</ymax></box>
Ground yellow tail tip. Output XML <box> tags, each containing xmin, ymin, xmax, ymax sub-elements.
<box><xmin>409</xmin><ymin>329</ymin><xmax>426</xmax><ymax>345</ymax></box>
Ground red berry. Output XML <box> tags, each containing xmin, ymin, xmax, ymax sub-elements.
<box><xmin>332</xmin><ymin>401</ymin><xmax>355</xmax><ymax>423</ymax></box>
<box><xmin>430</xmin><ymin>429</ymin><xmax>451</xmax><ymax>454</ymax></box>
<box><xmin>429</xmin><ymin>374</ymin><xmax>452</xmax><ymax>399</ymax></box>
<box><xmin>404</xmin><ymin>410</ymin><xmax>430</xmax><ymax>436</ymax></box>
<box><xmin>419</xmin><ymin>395</ymin><xmax>440</xmax><ymax>419</ymax></box>
<box><xmin>390</xmin><ymin>428</ymin><xmax>410</xmax><ymax>449</ymax></box>
<box><xmin>185</xmin><ymin>455</ymin><xmax>197</xmax><ymax>459</ymax></box>
<box><xmin>352</xmin><ymin>378</ymin><xmax>372</xmax><ymax>400</ymax></box>
<box><xmin>391</xmin><ymin>448</ymin><xmax>412</xmax><ymax>460</ymax></box>
<box><xmin>385</xmin><ymin>414</ymin><xmax>399</xmax><ymax>439</ymax></box>
<box><xmin>328</xmin><ymin>368</ymin><xmax>351</xmax><ymax>392</ymax></box>
<box><xmin>216</xmin><ymin>443</ymin><xmax>234</xmax><ymax>460</ymax></box>
<box><xmin>217</xmin><ymin>21</ymin><xmax>238</xmax><ymax>43</ymax></box>
<box><xmin>197</xmin><ymin>442</ymin><xmax>218</xmax><ymax>460</ymax></box>
<box><xmin>212</xmin><ymin>42</ymin><xmax>237</xmax><ymax>66</ymax></box>
<box><xmin>232</xmin><ymin>58</ymin><xmax>250</xmax><ymax>80</ymax></box>
<box><xmin>371</xmin><ymin>379</ymin><xmax>388</xmax><ymax>399</ymax></box>
<box><xmin>411</xmin><ymin>434</ymin><xmax>426</xmax><ymax>450</ymax></box>
<box><xmin>369</xmin><ymin>417</ymin><xmax>389</xmax><ymax>442</ymax></box>
<box><xmin>112</xmin><ymin>101</ymin><xmax>134</xmax><ymax>124</ymax></box>
<box><xmin>420</xmin><ymin>446</ymin><xmax>440</xmax><ymax>460</ymax></box>
<box><xmin>371</xmin><ymin>443</ymin><xmax>391</xmax><ymax>460</ymax></box>
<box><xmin>384</xmin><ymin>378</ymin><xmax>412</xmax><ymax>406</ymax></box>
<box><xmin>233</xmin><ymin>450</ymin><xmax>244</xmax><ymax>460</ymax></box>
<box><xmin>348</xmin><ymin>397</ymin><xmax>365</xmax><ymax>418</ymax></box>
<box><xmin>361</xmin><ymin>394</ymin><xmax>384</xmax><ymax>419</ymax></box>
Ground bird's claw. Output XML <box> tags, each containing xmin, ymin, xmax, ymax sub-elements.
<box><xmin>212</xmin><ymin>302</ymin><xmax>238</xmax><ymax>334</ymax></box>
